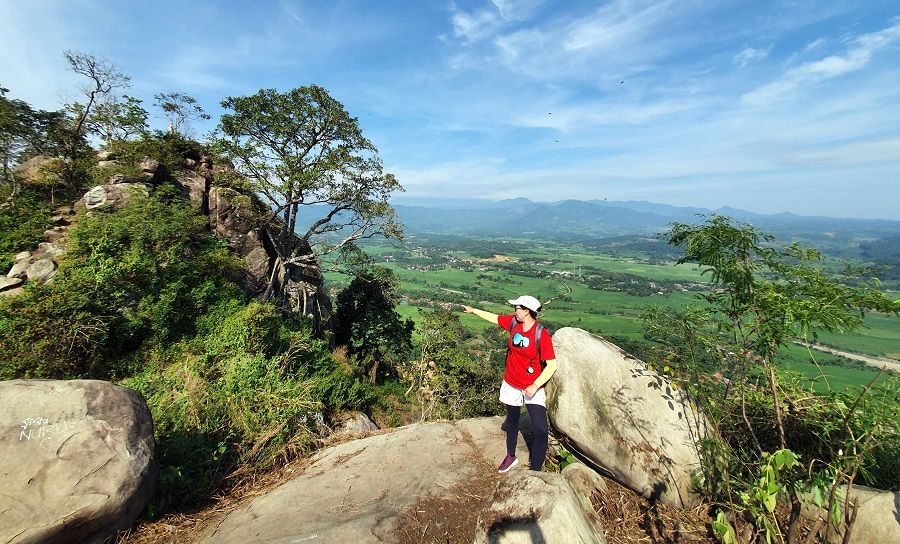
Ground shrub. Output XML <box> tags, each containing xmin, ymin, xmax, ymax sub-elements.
<box><xmin>123</xmin><ymin>299</ymin><xmax>372</xmax><ymax>515</ymax></box>
<box><xmin>0</xmin><ymin>186</ymin><xmax>242</xmax><ymax>379</ymax></box>
<box><xmin>0</xmin><ymin>188</ymin><xmax>51</xmax><ymax>272</ymax></box>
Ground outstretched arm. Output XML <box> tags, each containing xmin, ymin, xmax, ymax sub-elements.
<box><xmin>461</xmin><ymin>305</ymin><xmax>499</xmax><ymax>324</ymax></box>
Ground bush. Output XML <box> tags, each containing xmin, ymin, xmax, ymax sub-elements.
<box><xmin>0</xmin><ymin>188</ymin><xmax>51</xmax><ymax>272</ymax></box>
<box><xmin>0</xmin><ymin>186</ymin><xmax>242</xmax><ymax>379</ymax></box>
<box><xmin>123</xmin><ymin>299</ymin><xmax>373</xmax><ymax>515</ymax></box>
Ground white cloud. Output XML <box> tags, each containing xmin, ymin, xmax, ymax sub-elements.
<box><xmin>451</xmin><ymin>8</ymin><xmax>501</xmax><ymax>43</ymax></box>
<box><xmin>733</xmin><ymin>46</ymin><xmax>770</xmax><ymax>67</ymax></box>
<box><xmin>562</xmin><ymin>0</ymin><xmax>675</xmax><ymax>53</ymax></box>
<box><xmin>741</xmin><ymin>20</ymin><xmax>900</xmax><ymax>106</ymax></box>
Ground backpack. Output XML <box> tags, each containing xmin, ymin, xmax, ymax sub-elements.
<box><xmin>508</xmin><ymin>317</ymin><xmax>548</xmax><ymax>370</ymax></box>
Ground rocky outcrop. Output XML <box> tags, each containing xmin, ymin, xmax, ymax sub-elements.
<box><xmin>7</xmin><ymin>150</ymin><xmax>331</xmax><ymax>328</ymax></box>
<box><xmin>0</xmin><ymin>379</ymin><xmax>157</xmax><ymax>544</ymax></box>
<box><xmin>334</xmin><ymin>411</ymin><xmax>379</xmax><ymax>434</ymax></box>
<box><xmin>208</xmin><ymin>186</ymin><xmax>270</xmax><ymax>294</ymax></box>
<box><xmin>547</xmin><ymin>327</ymin><xmax>706</xmax><ymax>509</ymax></box>
<box><xmin>199</xmin><ymin>417</ymin><xmax>603</xmax><ymax>544</ymax></box>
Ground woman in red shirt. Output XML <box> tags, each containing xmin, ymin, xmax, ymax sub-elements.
<box><xmin>463</xmin><ymin>295</ymin><xmax>558</xmax><ymax>473</ymax></box>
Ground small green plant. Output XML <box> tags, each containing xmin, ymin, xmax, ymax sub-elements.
<box><xmin>713</xmin><ymin>449</ymin><xmax>799</xmax><ymax>544</ymax></box>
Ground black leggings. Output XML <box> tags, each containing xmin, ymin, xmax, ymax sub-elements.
<box><xmin>505</xmin><ymin>403</ymin><xmax>549</xmax><ymax>471</ymax></box>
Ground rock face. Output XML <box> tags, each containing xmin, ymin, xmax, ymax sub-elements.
<box><xmin>208</xmin><ymin>186</ymin><xmax>271</xmax><ymax>293</ymax></box>
<box><xmin>547</xmin><ymin>327</ymin><xmax>706</xmax><ymax>509</ymax></box>
<box><xmin>0</xmin><ymin>379</ymin><xmax>157</xmax><ymax>544</ymax></box>
<box><xmin>199</xmin><ymin>417</ymin><xmax>603</xmax><ymax>544</ymax></box>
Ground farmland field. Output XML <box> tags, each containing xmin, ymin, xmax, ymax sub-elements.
<box><xmin>325</xmin><ymin>236</ymin><xmax>899</xmax><ymax>392</ymax></box>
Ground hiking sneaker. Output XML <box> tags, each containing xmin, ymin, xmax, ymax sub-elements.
<box><xmin>497</xmin><ymin>455</ymin><xmax>518</xmax><ymax>473</ymax></box>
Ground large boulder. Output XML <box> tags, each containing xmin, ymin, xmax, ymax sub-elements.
<box><xmin>199</xmin><ymin>417</ymin><xmax>602</xmax><ymax>544</ymax></box>
<box><xmin>473</xmin><ymin>470</ymin><xmax>606</xmax><ymax>544</ymax></box>
<box><xmin>0</xmin><ymin>379</ymin><xmax>157</xmax><ymax>544</ymax></box>
<box><xmin>0</xmin><ymin>276</ymin><xmax>23</xmax><ymax>293</ymax></box>
<box><xmin>547</xmin><ymin>327</ymin><xmax>706</xmax><ymax>509</ymax></box>
<box><xmin>13</xmin><ymin>156</ymin><xmax>65</xmax><ymax>187</ymax></box>
<box><xmin>174</xmin><ymin>169</ymin><xmax>208</xmax><ymax>211</ymax></box>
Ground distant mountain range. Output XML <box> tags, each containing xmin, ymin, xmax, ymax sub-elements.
<box><xmin>390</xmin><ymin>197</ymin><xmax>900</xmax><ymax>247</ymax></box>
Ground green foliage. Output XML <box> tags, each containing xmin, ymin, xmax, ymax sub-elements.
<box><xmin>0</xmin><ymin>187</ymin><xmax>241</xmax><ymax>379</ymax></box>
<box><xmin>122</xmin><ymin>298</ymin><xmax>376</xmax><ymax>515</ymax></box>
<box><xmin>85</xmin><ymin>95</ymin><xmax>149</xmax><ymax>144</ymax></box>
<box><xmin>333</xmin><ymin>265</ymin><xmax>414</xmax><ymax>384</ymax></box>
<box><xmin>399</xmin><ymin>309</ymin><xmax>504</xmax><ymax>420</ymax></box>
<box><xmin>107</xmin><ymin>131</ymin><xmax>208</xmax><ymax>174</ymax></box>
<box><xmin>0</xmin><ymin>188</ymin><xmax>51</xmax><ymax>271</ymax></box>
<box><xmin>649</xmin><ymin>215</ymin><xmax>900</xmax><ymax>541</ymax></box>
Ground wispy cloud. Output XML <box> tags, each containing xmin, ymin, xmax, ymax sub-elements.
<box><xmin>741</xmin><ymin>19</ymin><xmax>900</xmax><ymax>106</ymax></box>
<box><xmin>733</xmin><ymin>46</ymin><xmax>770</xmax><ymax>67</ymax></box>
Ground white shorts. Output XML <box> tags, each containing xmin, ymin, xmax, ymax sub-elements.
<box><xmin>499</xmin><ymin>380</ymin><xmax>546</xmax><ymax>407</ymax></box>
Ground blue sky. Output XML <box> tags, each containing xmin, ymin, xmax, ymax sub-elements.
<box><xmin>2</xmin><ymin>0</ymin><xmax>899</xmax><ymax>219</ymax></box>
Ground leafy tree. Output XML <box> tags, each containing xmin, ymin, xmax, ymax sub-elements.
<box><xmin>85</xmin><ymin>94</ymin><xmax>149</xmax><ymax>144</ymax></box>
<box><xmin>214</xmin><ymin>85</ymin><xmax>403</xmax><ymax>308</ymax></box>
<box><xmin>64</xmin><ymin>51</ymin><xmax>130</xmax><ymax>143</ymax></box>
<box><xmin>0</xmin><ymin>86</ymin><xmax>69</xmax><ymax>188</ymax></box>
<box><xmin>333</xmin><ymin>265</ymin><xmax>413</xmax><ymax>384</ymax></box>
<box><xmin>665</xmin><ymin>214</ymin><xmax>898</xmax><ymax>448</ymax></box>
<box><xmin>154</xmin><ymin>92</ymin><xmax>210</xmax><ymax>138</ymax></box>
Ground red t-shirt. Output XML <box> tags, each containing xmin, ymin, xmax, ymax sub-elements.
<box><xmin>497</xmin><ymin>314</ymin><xmax>556</xmax><ymax>389</ymax></box>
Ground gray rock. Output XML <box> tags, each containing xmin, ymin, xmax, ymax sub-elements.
<box><xmin>334</xmin><ymin>411</ymin><xmax>378</xmax><ymax>434</ymax></box>
<box><xmin>801</xmin><ymin>485</ymin><xmax>900</xmax><ymax>544</ymax></box>
<box><xmin>547</xmin><ymin>327</ymin><xmax>706</xmax><ymax>509</ymax></box>
<box><xmin>561</xmin><ymin>462</ymin><xmax>608</xmax><ymax>500</ymax></box>
<box><xmin>208</xmin><ymin>186</ymin><xmax>269</xmax><ymax>293</ymax></box>
<box><xmin>175</xmin><ymin>170</ymin><xmax>208</xmax><ymax>211</ymax></box>
<box><xmin>0</xmin><ymin>379</ymin><xmax>157</xmax><ymax>544</ymax></box>
<box><xmin>96</xmin><ymin>150</ymin><xmax>116</xmax><ymax>161</ymax></box>
<box><xmin>139</xmin><ymin>157</ymin><xmax>160</xmax><ymax>173</ymax></box>
<box><xmin>25</xmin><ymin>258</ymin><xmax>56</xmax><ymax>283</ymax></box>
<box><xmin>7</xmin><ymin>259</ymin><xmax>31</xmax><ymax>279</ymax></box>
<box><xmin>0</xmin><ymin>286</ymin><xmax>23</xmax><ymax>298</ymax></box>
<box><xmin>473</xmin><ymin>470</ymin><xmax>606</xmax><ymax>544</ymax></box>
<box><xmin>107</xmin><ymin>172</ymin><xmax>128</xmax><ymax>184</ymax></box>
<box><xmin>13</xmin><ymin>251</ymin><xmax>31</xmax><ymax>262</ymax></box>
<box><xmin>84</xmin><ymin>183</ymin><xmax>151</xmax><ymax>210</ymax></box>
<box><xmin>44</xmin><ymin>229</ymin><xmax>65</xmax><ymax>243</ymax></box>
<box><xmin>96</xmin><ymin>160</ymin><xmax>118</xmax><ymax>169</ymax></box>
<box><xmin>14</xmin><ymin>156</ymin><xmax>65</xmax><ymax>187</ymax></box>
<box><xmin>0</xmin><ymin>276</ymin><xmax>23</xmax><ymax>292</ymax></box>
<box><xmin>200</xmin><ymin>417</ymin><xmax>533</xmax><ymax>544</ymax></box>
<box><xmin>38</xmin><ymin>242</ymin><xmax>65</xmax><ymax>258</ymax></box>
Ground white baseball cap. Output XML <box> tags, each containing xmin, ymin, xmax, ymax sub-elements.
<box><xmin>508</xmin><ymin>295</ymin><xmax>542</xmax><ymax>312</ymax></box>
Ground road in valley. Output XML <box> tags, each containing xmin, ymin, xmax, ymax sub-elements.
<box><xmin>796</xmin><ymin>341</ymin><xmax>900</xmax><ymax>373</ymax></box>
